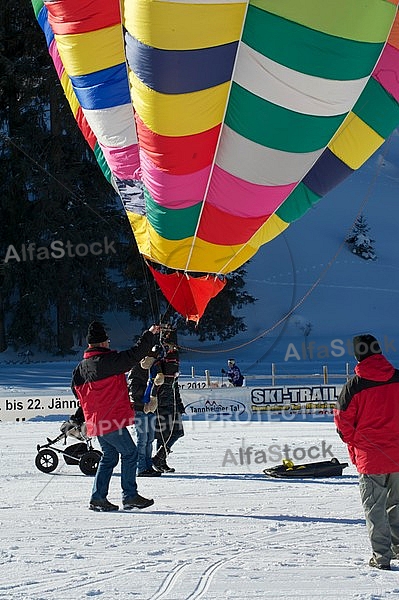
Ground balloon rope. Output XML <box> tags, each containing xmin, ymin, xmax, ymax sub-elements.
<box><xmin>2</xmin><ymin>133</ymin><xmax>161</xmax><ymax>334</ymax></box>
<box><xmin>0</xmin><ymin>135</ymin><xmax>112</xmax><ymax>227</ymax></box>
<box><xmin>155</xmin><ymin>383</ymin><xmax>177</xmax><ymax>455</ymax></box>
<box><xmin>179</xmin><ymin>136</ymin><xmax>392</xmax><ymax>354</ymax></box>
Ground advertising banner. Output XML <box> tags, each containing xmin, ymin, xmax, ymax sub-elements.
<box><xmin>181</xmin><ymin>384</ymin><xmax>342</xmax><ymax>421</ymax></box>
<box><xmin>0</xmin><ymin>384</ymin><xmax>343</xmax><ymax>422</ymax></box>
<box><xmin>0</xmin><ymin>393</ymin><xmax>79</xmax><ymax>421</ymax></box>
<box><xmin>250</xmin><ymin>385</ymin><xmax>341</xmax><ymax>417</ymax></box>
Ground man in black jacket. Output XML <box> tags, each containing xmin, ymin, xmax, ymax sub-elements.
<box><xmin>152</xmin><ymin>345</ymin><xmax>185</xmax><ymax>473</ymax></box>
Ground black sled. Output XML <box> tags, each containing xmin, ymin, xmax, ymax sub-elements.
<box><xmin>263</xmin><ymin>457</ymin><xmax>349</xmax><ymax>479</ymax></box>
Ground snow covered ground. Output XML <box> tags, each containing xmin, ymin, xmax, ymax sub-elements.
<box><xmin>2</xmin><ymin>416</ymin><xmax>399</xmax><ymax>600</ymax></box>
<box><xmin>2</xmin><ymin>130</ymin><xmax>399</xmax><ymax>598</ymax></box>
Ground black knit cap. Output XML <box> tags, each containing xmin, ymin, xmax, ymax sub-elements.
<box><xmin>87</xmin><ymin>321</ymin><xmax>108</xmax><ymax>344</ymax></box>
<box><xmin>353</xmin><ymin>334</ymin><xmax>382</xmax><ymax>362</ymax></box>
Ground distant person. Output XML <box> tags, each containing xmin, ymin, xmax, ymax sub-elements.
<box><xmin>334</xmin><ymin>334</ymin><xmax>399</xmax><ymax>571</ymax></box>
<box><xmin>71</xmin><ymin>321</ymin><xmax>160</xmax><ymax>512</ymax></box>
<box><xmin>222</xmin><ymin>358</ymin><xmax>244</xmax><ymax>387</ymax></box>
<box><xmin>127</xmin><ymin>345</ymin><xmax>164</xmax><ymax>477</ymax></box>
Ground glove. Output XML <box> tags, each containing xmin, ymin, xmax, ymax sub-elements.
<box><xmin>144</xmin><ymin>396</ymin><xmax>158</xmax><ymax>413</ymax></box>
<box><xmin>154</xmin><ymin>372</ymin><xmax>164</xmax><ymax>386</ymax></box>
<box><xmin>141</xmin><ymin>356</ymin><xmax>156</xmax><ymax>369</ymax></box>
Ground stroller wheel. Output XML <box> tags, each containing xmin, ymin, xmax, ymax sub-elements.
<box><xmin>35</xmin><ymin>449</ymin><xmax>59</xmax><ymax>473</ymax></box>
<box><xmin>79</xmin><ymin>450</ymin><xmax>102</xmax><ymax>476</ymax></box>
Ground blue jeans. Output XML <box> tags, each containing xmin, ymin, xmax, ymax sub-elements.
<box><xmin>91</xmin><ymin>427</ymin><xmax>138</xmax><ymax>503</ymax></box>
<box><xmin>135</xmin><ymin>411</ymin><xmax>156</xmax><ymax>473</ymax></box>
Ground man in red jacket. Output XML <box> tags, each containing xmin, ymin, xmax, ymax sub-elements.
<box><xmin>72</xmin><ymin>321</ymin><xmax>160</xmax><ymax>512</ymax></box>
<box><xmin>334</xmin><ymin>334</ymin><xmax>399</xmax><ymax>570</ymax></box>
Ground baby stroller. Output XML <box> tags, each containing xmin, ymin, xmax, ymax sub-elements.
<box><xmin>35</xmin><ymin>418</ymin><xmax>102</xmax><ymax>476</ymax></box>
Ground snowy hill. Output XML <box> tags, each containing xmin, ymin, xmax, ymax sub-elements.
<box><xmin>236</xmin><ymin>129</ymin><xmax>399</xmax><ymax>374</ymax></box>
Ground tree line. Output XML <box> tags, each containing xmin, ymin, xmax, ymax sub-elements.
<box><xmin>0</xmin><ymin>1</ymin><xmax>255</xmax><ymax>354</ymax></box>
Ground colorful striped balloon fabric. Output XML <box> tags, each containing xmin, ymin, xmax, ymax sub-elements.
<box><xmin>31</xmin><ymin>0</ymin><xmax>399</xmax><ymax>320</ymax></box>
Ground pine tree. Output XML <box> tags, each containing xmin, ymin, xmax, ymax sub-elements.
<box><xmin>346</xmin><ymin>215</ymin><xmax>377</xmax><ymax>261</ymax></box>
<box><xmin>0</xmin><ymin>1</ymin><xmax>141</xmax><ymax>352</ymax></box>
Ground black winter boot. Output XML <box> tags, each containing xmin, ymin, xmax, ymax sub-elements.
<box><xmin>153</xmin><ymin>447</ymin><xmax>175</xmax><ymax>473</ymax></box>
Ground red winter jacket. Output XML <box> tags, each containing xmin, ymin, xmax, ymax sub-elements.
<box><xmin>71</xmin><ymin>331</ymin><xmax>155</xmax><ymax>437</ymax></box>
<box><xmin>334</xmin><ymin>354</ymin><xmax>399</xmax><ymax>474</ymax></box>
